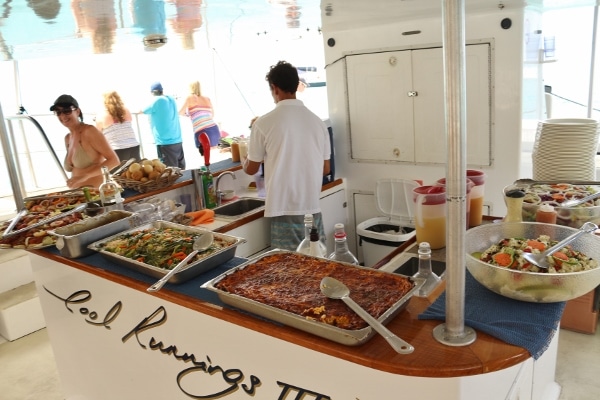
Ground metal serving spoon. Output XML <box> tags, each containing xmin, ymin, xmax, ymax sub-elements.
<box><xmin>523</xmin><ymin>222</ymin><xmax>598</xmax><ymax>269</ymax></box>
<box><xmin>560</xmin><ymin>191</ymin><xmax>600</xmax><ymax>208</ymax></box>
<box><xmin>320</xmin><ymin>277</ymin><xmax>414</xmax><ymax>354</ymax></box>
<box><xmin>147</xmin><ymin>232</ymin><xmax>214</xmax><ymax>292</ymax></box>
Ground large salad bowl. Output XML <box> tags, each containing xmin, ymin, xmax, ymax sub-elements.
<box><xmin>465</xmin><ymin>222</ymin><xmax>600</xmax><ymax>303</ymax></box>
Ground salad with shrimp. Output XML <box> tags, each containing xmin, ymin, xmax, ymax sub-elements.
<box><xmin>474</xmin><ymin>234</ymin><xmax>598</xmax><ymax>273</ymax></box>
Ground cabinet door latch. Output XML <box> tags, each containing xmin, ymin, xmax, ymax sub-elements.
<box><xmin>407</xmin><ymin>91</ymin><xmax>418</xmax><ymax>97</ymax></box>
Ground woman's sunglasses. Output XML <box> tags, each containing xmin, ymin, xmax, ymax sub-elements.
<box><xmin>53</xmin><ymin>107</ymin><xmax>76</xmax><ymax>116</ymax></box>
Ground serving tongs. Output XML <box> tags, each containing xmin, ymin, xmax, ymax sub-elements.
<box><xmin>1</xmin><ymin>203</ymin><xmax>87</xmax><ymax>239</ymax></box>
<box><xmin>1</xmin><ymin>209</ymin><xmax>28</xmax><ymax>238</ymax></box>
<box><xmin>110</xmin><ymin>158</ymin><xmax>136</xmax><ymax>176</ymax></box>
<box><xmin>513</xmin><ymin>179</ymin><xmax>600</xmax><ymax>188</ymax></box>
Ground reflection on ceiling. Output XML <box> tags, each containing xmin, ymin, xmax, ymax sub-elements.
<box><xmin>0</xmin><ymin>0</ymin><xmax>323</xmax><ymax>61</ymax></box>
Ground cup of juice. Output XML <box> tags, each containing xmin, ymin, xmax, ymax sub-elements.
<box><xmin>412</xmin><ymin>185</ymin><xmax>446</xmax><ymax>249</ymax></box>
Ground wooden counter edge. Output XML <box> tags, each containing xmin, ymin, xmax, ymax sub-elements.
<box><xmin>28</xmin><ymin>246</ymin><xmax>530</xmax><ymax>378</ymax></box>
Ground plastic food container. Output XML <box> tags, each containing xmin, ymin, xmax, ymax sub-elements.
<box><xmin>48</xmin><ymin>210</ymin><xmax>136</xmax><ymax>258</ymax></box>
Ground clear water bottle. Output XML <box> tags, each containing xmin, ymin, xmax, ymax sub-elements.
<box><xmin>329</xmin><ymin>223</ymin><xmax>358</xmax><ymax>264</ymax></box>
<box><xmin>308</xmin><ymin>227</ymin><xmax>326</xmax><ymax>258</ymax></box>
<box><xmin>99</xmin><ymin>166</ymin><xmax>123</xmax><ymax>211</ymax></box>
<box><xmin>296</xmin><ymin>214</ymin><xmax>326</xmax><ymax>256</ymax></box>
<box><xmin>413</xmin><ymin>241</ymin><xmax>442</xmax><ymax>297</ymax></box>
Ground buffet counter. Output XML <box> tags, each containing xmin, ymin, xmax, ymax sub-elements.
<box><xmin>23</xmin><ymin>170</ymin><xmax>561</xmax><ymax>399</ymax></box>
<box><xmin>27</xmin><ymin>234</ymin><xmax>560</xmax><ymax>400</ymax></box>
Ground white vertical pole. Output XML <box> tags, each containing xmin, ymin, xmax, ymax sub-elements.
<box><xmin>587</xmin><ymin>5</ymin><xmax>598</xmax><ymax>119</ymax></box>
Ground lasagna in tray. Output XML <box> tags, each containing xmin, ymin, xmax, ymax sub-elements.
<box><xmin>214</xmin><ymin>252</ymin><xmax>415</xmax><ymax>330</ymax></box>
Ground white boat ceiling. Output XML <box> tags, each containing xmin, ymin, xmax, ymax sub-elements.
<box><xmin>0</xmin><ymin>0</ymin><xmax>593</xmax><ymax>62</ymax></box>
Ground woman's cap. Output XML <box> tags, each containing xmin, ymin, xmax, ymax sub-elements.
<box><xmin>50</xmin><ymin>94</ymin><xmax>78</xmax><ymax>111</ymax></box>
<box><xmin>150</xmin><ymin>82</ymin><xmax>163</xmax><ymax>92</ymax></box>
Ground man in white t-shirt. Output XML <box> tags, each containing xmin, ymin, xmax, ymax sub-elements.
<box><xmin>243</xmin><ymin>61</ymin><xmax>331</xmax><ymax>250</ymax></box>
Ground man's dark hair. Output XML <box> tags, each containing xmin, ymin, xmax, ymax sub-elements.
<box><xmin>265</xmin><ymin>61</ymin><xmax>299</xmax><ymax>94</ymax></box>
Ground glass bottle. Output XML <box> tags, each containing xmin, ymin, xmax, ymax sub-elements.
<box><xmin>413</xmin><ymin>242</ymin><xmax>442</xmax><ymax>297</ymax></box>
<box><xmin>328</xmin><ymin>223</ymin><xmax>359</xmax><ymax>264</ymax></box>
<box><xmin>296</xmin><ymin>214</ymin><xmax>326</xmax><ymax>256</ymax></box>
<box><xmin>99</xmin><ymin>166</ymin><xmax>123</xmax><ymax>211</ymax></box>
<box><xmin>308</xmin><ymin>227</ymin><xmax>326</xmax><ymax>258</ymax></box>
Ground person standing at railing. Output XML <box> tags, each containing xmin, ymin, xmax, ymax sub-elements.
<box><xmin>178</xmin><ymin>80</ymin><xmax>221</xmax><ymax>157</ymax></box>
<box><xmin>51</xmin><ymin>94</ymin><xmax>120</xmax><ymax>189</ymax></box>
<box><xmin>141</xmin><ymin>82</ymin><xmax>186</xmax><ymax>169</ymax></box>
<box><xmin>95</xmin><ymin>91</ymin><xmax>141</xmax><ymax>161</ymax></box>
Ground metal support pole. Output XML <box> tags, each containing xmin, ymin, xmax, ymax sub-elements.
<box><xmin>432</xmin><ymin>0</ymin><xmax>476</xmax><ymax>346</ymax></box>
<box><xmin>0</xmin><ymin>102</ymin><xmax>26</xmax><ymax>212</ymax></box>
<box><xmin>587</xmin><ymin>5</ymin><xmax>598</xmax><ymax>119</ymax></box>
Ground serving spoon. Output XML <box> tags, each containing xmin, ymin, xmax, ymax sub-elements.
<box><xmin>147</xmin><ymin>232</ymin><xmax>214</xmax><ymax>292</ymax></box>
<box><xmin>319</xmin><ymin>277</ymin><xmax>414</xmax><ymax>354</ymax></box>
<box><xmin>559</xmin><ymin>191</ymin><xmax>600</xmax><ymax>208</ymax></box>
<box><xmin>523</xmin><ymin>222</ymin><xmax>598</xmax><ymax>269</ymax></box>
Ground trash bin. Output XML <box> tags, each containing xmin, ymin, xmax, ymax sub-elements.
<box><xmin>356</xmin><ymin>179</ymin><xmax>419</xmax><ymax>267</ymax></box>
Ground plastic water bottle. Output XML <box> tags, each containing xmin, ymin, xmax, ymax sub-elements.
<box><xmin>296</xmin><ymin>214</ymin><xmax>326</xmax><ymax>256</ymax></box>
<box><xmin>413</xmin><ymin>241</ymin><xmax>442</xmax><ymax>297</ymax></box>
<box><xmin>328</xmin><ymin>223</ymin><xmax>359</xmax><ymax>264</ymax></box>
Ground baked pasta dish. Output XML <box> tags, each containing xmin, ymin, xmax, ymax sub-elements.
<box><xmin>214</xmin><ymin>252</ymin><xmax>415</xmax><ymax>330</ymax></box>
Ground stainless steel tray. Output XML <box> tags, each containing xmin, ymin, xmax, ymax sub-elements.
<box><xmin>201</xmin><ymin>249</ymin><xmax>423</xmax><ymax>346</ymax></box>
<box><xmin>88</xmin><ymin>220</ymin><xmax>246</xmax><ymax>284</ymax></box>
<box><xmin>49</xmin><ymin>210</ymin><xmax>136</xmax><ymax>259</ymax></box>
<box><xmin>2</xmin><ymin>203</ymin><xmax>87</xmax><ymax>239</ymax></box>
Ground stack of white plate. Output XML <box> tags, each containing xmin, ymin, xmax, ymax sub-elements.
<box><xmin>532</xmin><ymin>118</ymin><xmax>600</xmax><ymax>180</ymax></box>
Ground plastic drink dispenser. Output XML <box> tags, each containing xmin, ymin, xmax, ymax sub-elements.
<box><xmin>435</xmin><ymin>177</ymin><xmax>474</xmax><ymax>229</ymax></box>
<box><xmin>412</xmin><ymin>185</ymin><xmax>446</xmax><ymax>250</ymax></box>
<box><xmin>466</xmin><ymin>169</ymin><xmax>486</xmax><ymax>227</ymax></box>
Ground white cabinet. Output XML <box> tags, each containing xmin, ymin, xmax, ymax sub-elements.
<box><xmin>225</xmin><ymin>217</ymin><xmax>270</xmax><ymax>258</ymax></box>
<box><xmin>320</xmin><ymin>188</ymin><xmax>348</xmax><ymax>255</ymax></box>
<box><xmin>346</xmin><ymin>43</ymin><xmax>491</xmax><ymax>165</ymax></box>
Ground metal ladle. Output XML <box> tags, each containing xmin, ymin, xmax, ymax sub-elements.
<box><xmin>319</xmin><ymin>277</ymin><xmax>414</xmax><ymax>354</ymax></box>
<box><xmin>522</xmin><ymin>222</ymin><xmax>598</xmax><ymax>269</ymax></box>
<box><xmin>147</xmin><ymin>232</ymin><xmax>214</xmax><ymax>292</ymax></box>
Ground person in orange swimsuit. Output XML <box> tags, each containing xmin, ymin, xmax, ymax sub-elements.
<box><xmin>51</xmin><ymin>94</ymin><xmax>120</xmax><ymax>189</ymax></box>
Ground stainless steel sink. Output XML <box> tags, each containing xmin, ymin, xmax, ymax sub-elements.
<box><xmin>391</xmin><ymin>256</ymin><xmax>446</xmax><ymax>278</ymax></box>
<box><xmin>213</xmin><ymin>197</ymin><xmax>265</xmax><ymax>219</ymax></box>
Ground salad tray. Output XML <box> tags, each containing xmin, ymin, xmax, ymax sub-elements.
<box><xmin>202</xmin><ymin>250</ymin><xmax>423</xmax><ymax>346</ymax></box>
<box><xmin>88</xmin><ymin>220</ymin><xmax>245</xmax><ymax>284</ymax></box>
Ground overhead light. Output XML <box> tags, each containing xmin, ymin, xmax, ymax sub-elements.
<box><xmin>143</xmin><ymin>34</ymin><xmax>168</xmax><ymax>49</ymax></box>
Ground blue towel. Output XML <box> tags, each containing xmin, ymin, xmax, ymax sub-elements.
<box><xmin>418</xmin><ymin>271</ymin><xmax>566</xmax><ymax>360</ymax></box>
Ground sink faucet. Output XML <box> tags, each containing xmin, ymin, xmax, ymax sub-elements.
<box><xmin>215</xmin><ymin>171</ymin><xmax>236</xmax><ymax>206</ymax></box>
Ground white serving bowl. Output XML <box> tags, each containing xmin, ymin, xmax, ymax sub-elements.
<box><xmin>465</xmin><ymin>222</ymin><xmax>600</xmax><ymax>303</ymax></box>
<box><xmin>222</xmin><ymin>190</ymin><xmax>236</xmax><ymax>201</ymax></box>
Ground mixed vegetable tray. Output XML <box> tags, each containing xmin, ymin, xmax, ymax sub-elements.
<box><xmin>88</xmin><ymin>221</ymin><xmax>246</xmax><ymax>284</ymax></box>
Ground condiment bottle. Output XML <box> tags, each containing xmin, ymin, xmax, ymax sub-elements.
<box><xmin>536</xmin><ymin>203</ymin><xmax>557</xmax><ymax>224</ymax></box>
<box><xmin>308</xmin><ymin>227</ymin><xmax>326</xmax><ymax>258</ymax></box>
<box><xmin>297</xmin><ymin>214</ymin><xmax>326</xmax><ymax>256</ymax></box>
<box><xmin>99</xmin><ymin>166</ymin><xmax>124</xmax><ymax>211</ymax></box>
<box><xmin>413</xmin><ymin>242</ymin><xmax>442</xmax><ymax>297</ymax></box>
<box><xmin>328</xmin><ymin>223</ymin><xmax>359</xmax><ymax>264</ymax></box>
<box><xmin>504</xmin><ymin>188</ymin><xmax>525</xmax><ymax>222</ymax></box>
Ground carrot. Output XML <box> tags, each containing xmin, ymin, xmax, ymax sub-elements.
<box><xmin>493</xmin><ymin>253</ymin><xmax>514</xmax><ymax>267</ymax></box>
<box><xmin>552</xmin><ymin>251</ymin><xmax>569</xmax><ymax>267</ymax></box>
<box><xmin>185</xmin><ymin>210</ymin><xmax>208</xmax><ymax>219</ymax></box>
<box><xmin>526</xmin><ymin>240</ymin><xmax>546</xmax><ymax>251</ymax></box>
